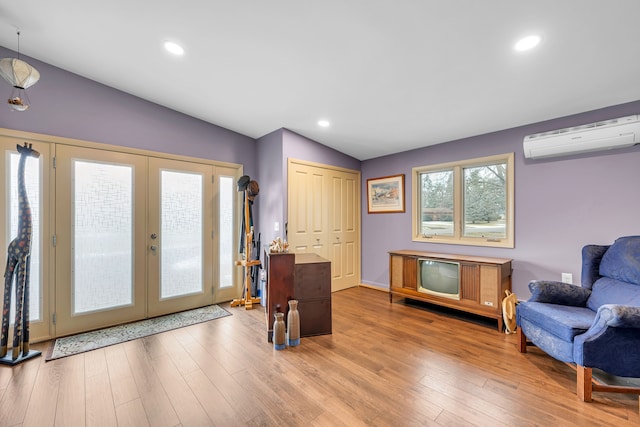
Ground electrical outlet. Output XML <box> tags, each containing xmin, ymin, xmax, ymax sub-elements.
<box><xmin>562</xmin><ymin>273</ymin><xmax>573</xmax><ymax>284</ymax></box>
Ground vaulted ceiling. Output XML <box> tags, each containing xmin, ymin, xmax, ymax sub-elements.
<box><xmin>1</xmin><ymin>1</ymin><xmax>639</xmax><ymax>160</ymax></box>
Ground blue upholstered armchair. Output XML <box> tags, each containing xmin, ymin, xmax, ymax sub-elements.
<box><xmin>517</xmin><ymin>236</ymin><xmax>640</xmax><ymax>401</ymax></box>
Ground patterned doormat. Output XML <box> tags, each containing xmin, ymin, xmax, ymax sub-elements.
<box><xmin>46</xmin><ymin>305</ymin><xmax>231</xmax><ymax>361</ymax></box>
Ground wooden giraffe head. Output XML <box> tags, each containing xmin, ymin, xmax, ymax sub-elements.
<box><xmin>16</xmin><ymin>142</ymin><xmax>40</xmax><ymax>159</ymax></box>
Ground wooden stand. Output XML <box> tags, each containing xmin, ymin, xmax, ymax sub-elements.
<box><xmin>230</xmin><ymin>189</ymin><xmax>261</xmax><ymax>310</ymax></box>
<box><xmin>389</xmin><ymin>250</ymin><xmax>512</xmax><ymax>331</ymax></box>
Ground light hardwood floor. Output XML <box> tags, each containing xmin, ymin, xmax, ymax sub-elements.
<box><xmin>0</xmin><ymin>287</ymin><xmax>638</xmax><ymax>426</ymax></box>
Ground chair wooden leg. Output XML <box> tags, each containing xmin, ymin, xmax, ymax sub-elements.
<box><xmin>577</xmin><ymin>365</ymin><xmax>593</xmax><ymax>402</ymax></box>
<box><xmin>517</xmin><ymin>327</ymin><xmax>527</xmax><ymax>353</ymax></box>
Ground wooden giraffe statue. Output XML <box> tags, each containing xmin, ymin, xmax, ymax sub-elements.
<box><xmin>1</xmin><ymin>142</ymin><xmax>40</xmax><ymax>360</ymax></box>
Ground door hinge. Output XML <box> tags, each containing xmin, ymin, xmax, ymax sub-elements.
<box><xmin>52</xmin><ymin>235</ymin><xmax>57</xmax><ymax>247</ymax></box>
<box><xmin>52</xmin><ymin>313</ymin><xmax>56</xmax><ymax>325</ymax></box>
<box><xmin>211</xmin><ymin>230</ymin><xmax>214</xmax><ymax>239</ymax></box>
<box><xmin>212</xmin><ymin>175</ymin><xmax>215</xmax><ymax>184</ymax></box>
<box><xmin>52</xmin><ymin>156</ymin><xmax>56</xmax><ymax>169</ymax></box>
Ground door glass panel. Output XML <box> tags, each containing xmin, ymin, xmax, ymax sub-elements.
<box><xmin>219</xmin><ymin>176</ymin><xmax>234</xmax><ymax>288</ymax></box>
<box><xmin>73</xmin><ymin>161</ymin><xmax>133</xmax><ymax>314</ymax></box>
<box><xmin>160</xmin><ymin>170</ymin><xmax>203</xmax><ymax>299</ymax></box>
<box><xmin>8</xmin><ymin>153</ymin><xmax>41</xmax><ymax>321</ymax></box>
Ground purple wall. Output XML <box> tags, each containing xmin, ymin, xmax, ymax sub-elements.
<box><xmin>0</xmin><ymin>46</ymin><xmax>257</xmax><ymax>174</ymax></box>
<box><xmin>256</xmin><ymin>129</ymin><xmax>285</xmax><ymax>245</ymax></box>
<box><xmin>4</xmin><ymin>45</ymin><xmax>639</xmax><ymax>300</ymax></box>
<box><xmin>282</xmin><ymin>129</ymin><xmax>361</xmax><ymax>171</ymax></box>
<box><xmin>255</xmin><ymin>128</ymin><xmax>360</xmax><ymax>246</ymax></box>
<box><xmin>361</xmin><ymin>101</ymin><xmax>640</xmax><ymax>298</ymax></box>
<box><xmin>254</xmin><ymin>128</ymin><xmax>361</xmax><ymax>259</ymax></box>
<box><xmin>0</xmin><ymin>46</ymin><xmax>357</xmax><ymax>257</ymax></box>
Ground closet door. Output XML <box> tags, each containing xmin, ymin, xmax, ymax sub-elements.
<box><xmin>329</xmin><ymin>170</ymin><xmax>360</xmax><ymax>292</ymax></box>
<box><xmin>288</xmin><ymin>161</ymin><xmax>330</xmax><ymax>258</ymax></box>
<box><xmin>288</xmin><ymin>159</ymin><xmax>361</xmax><ymax>292</ymax></box>
<box><xmin>54</xmin><ymin>145</ymin><xmax>147</xmax><ymax>336</ymax></box>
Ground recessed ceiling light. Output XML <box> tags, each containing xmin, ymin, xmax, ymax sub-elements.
<box><xmin>164</xmin><ymin>41</ymin><xmax>184</xmax><ymax>55</ymax></box>
<box><xmin>514</xmin><ymin>35</ymin><xmax>541</xmax><ymax>52</ymax></box>
<box><xmin>318</xmin><ymin>119</ymin><xmax>330</xmax><ymax>127</ymax></box>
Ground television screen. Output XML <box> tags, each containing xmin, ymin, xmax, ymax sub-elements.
<box><xmin>418</xmin><ymin>259</ymin><xmax>460</xmax><ymax>299</ymax></box>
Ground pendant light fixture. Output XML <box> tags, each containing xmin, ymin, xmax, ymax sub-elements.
<box><xmin>0</xmin><ymin>30</ymin><xmax>40</xmax><ymax>111</ymax></box>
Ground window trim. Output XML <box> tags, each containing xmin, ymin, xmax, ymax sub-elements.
<box><xmin>412</xmin><ymin>152</ymin><xmax>514</xmax><ymax>248</ymax></box>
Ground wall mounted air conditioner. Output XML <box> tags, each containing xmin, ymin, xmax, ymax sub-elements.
<box><xmin>523</xmin><ymin>115</ymin><xmax>640</xmax><ymax>159</ymax></box>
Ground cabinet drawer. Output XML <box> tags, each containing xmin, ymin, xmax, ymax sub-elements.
<box><xmin>294</xmin><ymin>262</ymin><xmax>331</xmax><ymax>299</ymax></box>
<box><xmin>298</xmin><ymin>298</ymin><xmax>332</xmax><ymax>337</ymax></box>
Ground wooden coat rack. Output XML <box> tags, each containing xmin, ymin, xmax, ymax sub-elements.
<box><xmin>230</xmin><ymin>187</ymin><xmax>261</xmax><ymax>309</ymax></box>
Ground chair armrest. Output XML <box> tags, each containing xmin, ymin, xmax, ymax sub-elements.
<box><xmin>574</xmin><ymin>304</ymin><xmax>640</xmax><ymax>376</ymax></box>
<box><xmin>578</xmin><ymin>304</ymin><xmax>640</xmax><ymax>343</ymax></box>
<box><xmin>528</xmin><ymin>280</ymin><xmax>591</xmax><ymax>306</ymax></box>
<box><xmin>595</xmin><ymin>304</ymin><xmax>640</xmax><ymax>328</ymax></box>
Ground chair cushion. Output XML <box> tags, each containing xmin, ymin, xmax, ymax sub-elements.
<box><xmin>586</xmin><ymin>277</ymin><xmax>640</xmax><ymax>311</ymax></box>
<box><xmin>517</xmin><ymin>302</ymin><xmax>594</xmax><ymax>342</ymax></box>
<box><xmin>519</xmin><ymin>317</ymin><xmax>575</xmax><ymax>363</ymax></box>
<box><xmin>599</xmin><ymin>236</ymin><xmax>640</xmax><ymax>286</ymax></box>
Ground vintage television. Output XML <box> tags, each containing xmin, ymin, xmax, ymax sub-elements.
<box><xmin>417</xmin><ymin>258</ymin><xmax>461</xmax><ymax>300</ymax></box>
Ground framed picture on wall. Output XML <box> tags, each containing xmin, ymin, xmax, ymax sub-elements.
<box><xmin>367</xmin><ymin>174</ymin><xmax>405</xmax><ymax>214</ymax></box>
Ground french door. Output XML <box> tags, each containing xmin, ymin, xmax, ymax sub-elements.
<box><xmin>54</xmin><ymin>146</ymin><xmax>148</xmax><ymax>336</ymax></box>
<box><xmin>147</xmin><ymin>158</ymin><xmax>214</xmax><ymax>317</ymax></box>
<box><xmin>54</xmin><ymin>146</ymin><xmax>239</xmax><ymax>336</ymax></box>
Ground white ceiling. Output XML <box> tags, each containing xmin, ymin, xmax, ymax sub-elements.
<box><xmin>1</xmin><ymin>1</ymin><xmax>640</xmax><ymax>160</ymax></box>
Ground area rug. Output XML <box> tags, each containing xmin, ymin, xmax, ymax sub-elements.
<box><xmin>46</xmin><ymin>305</ymin><xmax>231</xmax><ymax>361</ymax></box>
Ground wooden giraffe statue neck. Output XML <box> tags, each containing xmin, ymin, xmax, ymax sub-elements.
<box><xmin>16</xmin><ymin>143</ymin><xmax>39</xmax><ymax>248</ymax></box>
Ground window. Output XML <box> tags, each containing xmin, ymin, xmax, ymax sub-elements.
<box><xmin>218</xmin><ymin>175</ymin><xmax>235</xmax><ymax>288</ymax></box>
<box><xmin>412</xmin><ymin>153</ymin><xmax>514</xmax><ymax>248</ymax></box>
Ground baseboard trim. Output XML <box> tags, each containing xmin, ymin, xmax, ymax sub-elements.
<box><xmin>358</xmin><ymin>283</ymin><xmax>389</xmax><ymax>293</ymax></box>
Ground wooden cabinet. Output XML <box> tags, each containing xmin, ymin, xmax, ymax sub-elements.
<box><xmin>265</xmin><ymin>253</ymin><xmax>295</xmax><ymax>342</ymax></box>
<box><xmin>265</xmin><ymin>252</ymin><xmax>332</xmax><ymax>342</ymax></box>
<box><xmin>389</xmin><ymin>250</ymin><xmax>512</xmax><ymax>331</ymax></box>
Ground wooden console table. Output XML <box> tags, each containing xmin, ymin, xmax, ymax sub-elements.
<box><xmin>265</xmin><ymin>252</ymin><xmax>332</xmax><ymax>342</ymax></box>
<box><xmin>389</xmin><ymin>250</ymin><xmax>512</xmax><ymax>331</ymax></box>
